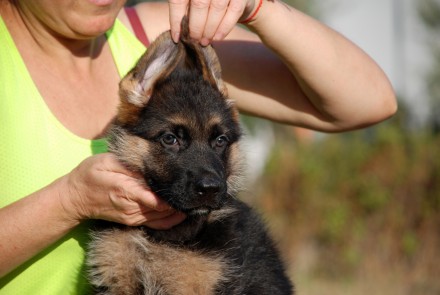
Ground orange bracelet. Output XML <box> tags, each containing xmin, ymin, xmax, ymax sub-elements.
<box><xmin>239</xmin><ymin>0</ymin><xmax>263</xmax><ymax>24</ymax></box>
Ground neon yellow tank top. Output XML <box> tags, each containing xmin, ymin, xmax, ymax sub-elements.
<box><xmin>0</xmin><ymin>16</ymin><xmax>146</xmax><ymax>294</ymax></box>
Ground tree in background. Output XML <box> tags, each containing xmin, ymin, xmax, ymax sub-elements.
<box><xmin>249</xmin><ymin>2</ymin><xmax>440</xmax><ymax>294</ymax></box>
<box><xmin>418</xmin><ymin>0</ymin><xmax>440</xmax><ymax>133</ymax></box>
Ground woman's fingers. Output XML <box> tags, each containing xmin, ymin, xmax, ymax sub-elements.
<box><xmin>211</xmin><ymin>0</ymin><xmax>245</xmax><ymax>41</ymax></box>
<box><xmin>143</xmin><ymin>210</ymin><xmax>187</xmax><ymax>230</ymax></box>
<box><xmin>114</xmin><ymin>205</ymin><xmax>186</xmax><ymax>228</ymax></box>
<box><xmin>187</xmin><ymin>0</ymin><xmax>210</xmax><ymax>41</ymax></box>
<box><xmin>66</xmin><ymin>153</ymin><xmax>185</xmax><ymax>228</ymax></box>
<box><xmin>113</xmin><ymin>176</ymin><xmax>171</xmax><ymax>212</ymax></box>
<box><xmin>169</xmin><ymin>0</ymin><xmax>250</xmax><ymax>45</ymax></box>
<box><xmin>169</xmin><ymin>0</ymin><xmax>190</xmax><ymax>42</ymax></box>
<box><xmin>199</xmin><ymin>0</ymin><xmax>229</xmax><ymax>45</ymax></box>
<box><xmin>105</xmin><ymin>182</ymin><xmax>187</xmax><ymax>228</ymax></box>
<box><xmin>107</xmin><ymin>166</ymin><xmax>187</xmax><ymax>229</ymax></box>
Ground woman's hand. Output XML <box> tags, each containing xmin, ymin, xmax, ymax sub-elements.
<box><xmin>168</xmin><ymin>0</ymin><xmax>257</xmax><ymax>45</ymax></box>
<box><xmin>60</xmin><ymin>153</ymin><xmax>186</xmax><ymax>229</ymax></box>
<box><xmin>0</xmin><ymin>153</ymin><xmax>185</xmax><ymax>277</ymax></box>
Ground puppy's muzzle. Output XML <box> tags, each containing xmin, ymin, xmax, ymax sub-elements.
<box><xmin>184</xmin><ymin>171</ymin><xmax>227</xmax><ymax>216</ymax></box>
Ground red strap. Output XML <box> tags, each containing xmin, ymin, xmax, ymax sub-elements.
<box><xmin>124</xmin><ymin>7</ymin><xmax>150</xmax><ymax>47</ymax></box>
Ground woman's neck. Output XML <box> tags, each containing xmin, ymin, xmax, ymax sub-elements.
<box><xmin>2</xmin><ymin>2</ymin><xmax>106</xmax><ymax>67</ymax></box>
<box><xmin>0</xmin><ymin>1</ymin><xmax>121</xmax><ymax>140</ymax></box>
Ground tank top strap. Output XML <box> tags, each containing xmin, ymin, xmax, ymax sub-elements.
<box><xmin>124</xmin><ymin>6</ymin><xmax>150</xmax><ymax>47</ymax></box>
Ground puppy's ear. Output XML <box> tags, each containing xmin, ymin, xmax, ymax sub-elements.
<box><xmin>116</xmin><ymin>17</ymin><xmax>228</xmax><ymax>125</ymax></box>
<box><xmin>179</xmin><ymin>18</ymin><xmax>227</xmax><ymax>96</ymax></box>
<box><xmin>200</xmin><ymin>45</ymin><xmax>227</xmax><ymax>96</ymax></box>
<box><xmin>117</xmin><ymin>31</ymin><xmax>183</xmax><ymax>125</ymax></box>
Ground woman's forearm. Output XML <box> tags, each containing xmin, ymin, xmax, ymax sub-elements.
<box><xmin>0</xmin><ymin>177</ymin><xmax>78</xmax><ymax>277</ymax></box>
<box><xmin>223</xmin><ymin>0</ymin><xmax>397</xmax><ymax>131</ymax></box>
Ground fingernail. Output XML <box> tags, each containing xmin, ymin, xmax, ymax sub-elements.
<box><xmin>200</xmin><ymin>37</ymin><xmax>210</xmax><ymax>47</ymax></box>
<box><xmin>173</xmin><ymin>31</ymin><xmax>180</xmax><ymax>43</ymax></box>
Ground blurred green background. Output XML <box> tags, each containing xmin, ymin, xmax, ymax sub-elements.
<box><xmin>246</xmin><ymin>1</ymin><xmax>440</xmax><ymax>294</ymax></box>
<box><xmin>126</xmin><ymin>0</ymin><xmax>440</xmax><ymax>293</ymax></box>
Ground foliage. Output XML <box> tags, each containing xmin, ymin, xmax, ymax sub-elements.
<box><xmin>246</xmin><ymin>3</ymin><xmax>440</xmax><ymax>293</ymax></box>
<box><xmin>249</xmin><ymin>115</ymin><xmax>440</xmax><ymax>294</ymax></box>
<box><xmin>418</xmin><ymin>0</ymin><xmax>440</xmax><ymax>132</ymax></box>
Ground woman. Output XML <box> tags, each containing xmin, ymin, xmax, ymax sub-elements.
<box><xmin>0</xmin><ymin>0</ymin><xmax>396</xmax><ymax>293</ymax></box>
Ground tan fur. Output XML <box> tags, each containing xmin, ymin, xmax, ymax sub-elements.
<box><xmin>167</xmin><ymin>113</ymin><xmax>223</xmax><ymax>129</ymax></box>
<box><xmin>116</xmin><ymin>78</ymin><xmax>145</xmax><ymax>125</ymax></box>
<box><xmin>88</xmin><ymin>228</ymin><xmax>229</xmax><ymax>295</ymax></box>
<box><xmin>226</xmin><ymin>142</ymin><xmax>244</xmax><ymax>196</ymax></box>
<box><xmin>207</xmin><ymin>206</ymin><xmax>238</xmax><ymax>223</ymax></box>
<box><xmin>227</xmin><ymin>100</ymin><xmax>240</xmax><ymax>123</ymax></box>
<box><xmin>116</xmin><ymin>32</ymin><xmax>184</xmax><ymax>126</ymax></box>
<box><xmin>201</xmin><ymin>45</ymin><xmax>227</xmax><ymax>96</ymax></box>
<box><xmin>107</xmin><ymin>126</ymin><xmax>150</xmax><ymax>172</ymax></box>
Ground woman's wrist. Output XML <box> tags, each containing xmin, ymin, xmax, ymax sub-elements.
<box><xmin>239</xmin><ymin>0</ymin><xmax>264</xmax><ymax>24</ymax></box>
<box><xmin>52</xmin><ymin>175</ymin><xmax>85</xmax><ymax>228</ymax></box>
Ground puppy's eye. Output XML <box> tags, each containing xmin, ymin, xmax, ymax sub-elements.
<box><xmin>215</xmin><ymin>135</ymin><xmax>229</xmax><ymax>148</ymax></box>
<box><xmin>161</xmin><ymin>133</ymin><xmax>178</xmax><ymax>146</ymax></box>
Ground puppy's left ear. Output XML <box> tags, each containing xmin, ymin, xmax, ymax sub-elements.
<box><xmin>117</xmin><ymin>31</ymin><xmax>183</xmax><ymax>125</ymax></box>
<box><xmin>200</xmin><ymin>45</ymin><xmax>227</xmax><ymax>96</ymax></box>
<box><xmin>178</xmin><ymin>17</ymin><xmax>227</xmax><ymax>96</ymax></box>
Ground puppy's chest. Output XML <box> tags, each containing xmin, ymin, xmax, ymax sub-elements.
<box><xmin>88</xmin><ymin>227</ymin><xmax>236</xmax><ymax>295</ymax></box>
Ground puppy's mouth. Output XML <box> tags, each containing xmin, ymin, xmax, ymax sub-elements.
<box><xmin>178</xmin><ymin>203</ymin><xmax>223</xmax><ymax>216</ymax></box>
<box><xmin>167</xmin><ymin>193</ymin><xmax>226</xmax><ymax>217</ymax></box>
<box><xmin>166</xmin><ymin>200</ymin><xmax>222</xmax><ymax>217</ymax></box>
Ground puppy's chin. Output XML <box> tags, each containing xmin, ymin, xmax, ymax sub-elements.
<box><xmin>187</xmin><ymin>208</ymin><xmax>211</xmax><ymax>216</ymax></box>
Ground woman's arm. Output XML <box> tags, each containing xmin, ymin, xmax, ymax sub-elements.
<box><xmin>133</xmin><ymin>1</ymin><xmax>397</xmax><ymax>132</ymax></box>
<box><xmin>0</xmin><ymin>153</ymin><xmax>185</xmax><ymax>277</ymax></box>
<box><xmin>218</xmin><ymin>2</ymin><xmax>396</xmax><ymax>131</ymax></box>
<box><xmin>0</xmin><ymin>177</ymin><xmax>78</xmax><ymax>277</ymax></box>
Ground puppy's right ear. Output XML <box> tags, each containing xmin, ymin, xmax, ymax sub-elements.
<box><xmin>117</xmin><ymin>32</ymin><xmax>183</xmax><ymax>125</ymax></box>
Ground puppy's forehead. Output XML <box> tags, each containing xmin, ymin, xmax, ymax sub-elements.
<box><xmin>165</xmin><ymin>113</ymin><xmax>227</xmax><ymax>138</ymax></box>
<box><xmin>168</xmin><ymin>113</ymin><xmax>222</xmax><ymax>128</ymax></box>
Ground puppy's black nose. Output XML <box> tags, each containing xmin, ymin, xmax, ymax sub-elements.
<box><xmin>196</xmin><ymin>177</ymin><xmax>222</xmax><ymax>197</ymax></box>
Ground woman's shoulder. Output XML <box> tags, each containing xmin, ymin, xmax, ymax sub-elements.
<box><xmin>118</xmin><ymin>2</ymin><xmax>170</xmax><ymax>43</ymax></box>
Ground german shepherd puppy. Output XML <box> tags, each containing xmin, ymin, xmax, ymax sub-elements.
<box><xmin>87</xmin><ymin>19</ymin><xmax>293</xmax><ymax>295</ymax></box>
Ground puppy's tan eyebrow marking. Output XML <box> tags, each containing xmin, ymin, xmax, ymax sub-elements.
<box><xmin>167</xmin><ymin>114</ymin><xmax>223</xmax><ymax>129</ymax></box>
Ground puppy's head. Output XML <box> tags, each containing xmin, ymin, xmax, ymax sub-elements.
<box><xmin>108</xmin><ymin>19</ymin><xmax>242</xmax><ymax>216</ymax></box>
